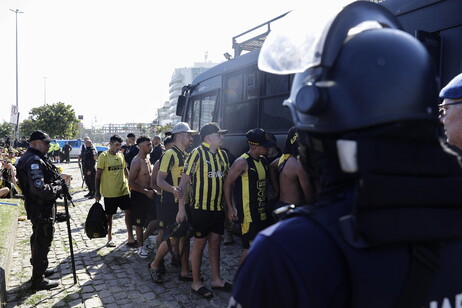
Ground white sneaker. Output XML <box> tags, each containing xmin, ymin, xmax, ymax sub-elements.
<box><xmin>145</xmin><ymin>243</ymin><xmax>155</xmax><ymax>251</ymax></box>
<box><xmin>138</xmin><ymin>246</ymin><xmax>148</xmax><ymax>258</ymax></box>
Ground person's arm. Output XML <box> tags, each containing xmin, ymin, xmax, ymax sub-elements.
<box><xmin>149</xmin><ymin>160</ymin><xmax>161</xmax><ymax>193</ymax></box>
<box><xmin>224</xmin><ymin>157</ymin><xmax>247</xmax><ymax>222</ymax></box>
<box><xmin>95</xmin><ymin>168</ymin><xmax>103</xmax><ymax>202</ymax></box>
<box><xmin>269</xmin><ymin>158</ymin><xmax>280</xmax><ymax>198</ymax></box>
<box><xmin>176</xmin><ymin>173</ymin><xmax>191</xmax><ymax>222</ymax></box>
<box><xmin>9</xmin><ymin>165</ymin><xmax>17</xmax><ymax>186</ymax></box>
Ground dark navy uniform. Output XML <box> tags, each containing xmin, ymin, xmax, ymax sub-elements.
<box><xmin>17</xmin><ymin>147</ymin><xmax>62</xmax><ymax>282</ymax></box>
<box><xmin>83</xmin><ymin>144</ymin><xmax>97</xmax><ymax>196</ymax></box>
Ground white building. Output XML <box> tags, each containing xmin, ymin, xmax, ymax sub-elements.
<box><xmin>157</xmin><ymin>61</ymin><xmax>219</xmax><ymax>126</ymax></box>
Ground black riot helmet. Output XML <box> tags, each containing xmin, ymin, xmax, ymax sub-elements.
<box><xmin>260</xmin><ymin>1</ymin><xmax>438</xmax><ymax>134</ymax></box>
<box><xmin>290</xmin><ymin>2</ymin><xmax>437</xmax><ymax>133</ymax></box>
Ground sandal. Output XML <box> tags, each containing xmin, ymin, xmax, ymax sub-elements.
<box><xmin>179</xmin><ymin>272</ymin><xmax>204</xmax><ymax>282</ymax></box>
<box><xmin>106</xmin><ymin>241</ymin><xmax>116</xmax><ymax>247</ymax></box>
<box><xmin>191</xmin><ymin>286</ymin><xmax>213</xmax><ymax>299</ymax></box>
<box><xmin>178</xmin><ymin>272</ymin><xmax>193</xmax><ymax>281</ymax></box>
<box><xmin>149</xmin><ymin>267</ymin><xmax>163</xmax><ymax>284</ymax></box>
<box><xmin>212</xmin><ymin>281</ymin><xmax>233</xmax><ymax>292</ymax></box>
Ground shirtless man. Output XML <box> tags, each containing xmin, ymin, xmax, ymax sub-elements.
<box><xmin>269</xmin><ymin>127</ymin><xmax>315</xmax><ymax>219</ymax></box>
<box><xmin>128</xmin><ymin>135</ymin><xmax>155</xmax><ymax>258</ymax></box>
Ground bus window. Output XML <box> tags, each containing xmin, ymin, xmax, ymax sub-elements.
<box><xmin>225</xmin><ymin>73</ymin><xmax>243</xmax><ymax>103</ymax></box>
<box><xmin>188</xmin><ymin>92</ymin><xmax>218</xmax><ymax>131</ymax></box>
<box><xmin>260</xmin><ymin>97</ymin><xmax>293</xmax><ymax>131</ymax></box>
<box><xmin>246</xmin><ymin>71</ymin><xmax>259</xmax><ymax>99</ymax></box>
<box><xmin>265</xmin><ymin>74</ymin><xmax>291</xmax><ymax>97</ymax></box>
<box><xmin>223</xmin><ymin>100</ymin><xmax>258</xmax><ymax>133</ymax></box>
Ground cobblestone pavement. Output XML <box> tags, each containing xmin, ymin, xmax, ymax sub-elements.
<box><xmin>5</xmin><ymin>161</ymin><xmax>241</xmax><ymax>307</ymax></box>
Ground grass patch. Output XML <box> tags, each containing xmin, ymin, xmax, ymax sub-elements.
<box><xmin>0</xmin><ymin>199</ymin><xmax>21</xmax><ymax>257</ymax></box>
<box><xmin>24</xmin><ymin>293</ymin><xmax>46</xmax><ymax>306</ymax></box>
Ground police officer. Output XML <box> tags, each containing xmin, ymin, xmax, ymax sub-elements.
<box><xmin>230</xmin><ymin>2</ymin><xmax>462</xmax><ymax>308</ymax></box>
<box><xmin>17</xmin><ymin>130</ymin><xmax>62</xmax><ymax>290</ymax></box>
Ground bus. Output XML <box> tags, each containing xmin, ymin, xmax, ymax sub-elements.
<box><xmin>176</xmin><ymin>13</ymin><xmax>293</xmax><ymax>157</ymax></box>
<box><xmin>177</xmin><ymin>0</ymin><xmax>462</xmax><ymax>157</ymax></box>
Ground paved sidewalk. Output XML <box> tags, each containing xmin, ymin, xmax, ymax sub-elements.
<box><xmin>5</xmin><ymin>161</ymin><xmax>240</xmax><ymax>307</ymax></box>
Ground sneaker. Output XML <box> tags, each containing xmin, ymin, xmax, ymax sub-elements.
<box><xmin>31</xmin><ymin>278</ymin><xmax>59</xmax><ymax>291</ymax></box>
<box><xmin>138</xmin><ymin>246</ymin><xmax>149</xmax><ymax>258</ymax></box>
<box><xmin>145</xmin><ymin>243</ymin><xmax>155</xmax><ymax>251</ymax></box>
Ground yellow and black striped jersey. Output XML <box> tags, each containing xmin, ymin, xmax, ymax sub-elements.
<box><xmin>235</xmin><ymin>153</ymin><xmax>269</xmax><ymax>223</ymax></box>
<box><xmin>184</xmin><ymin>142</ymin><xmax>229</xmax><ymax>211</ymax></box>
<box><xmin>158</xmin><ymin>145</ymin><xmax>188</xmax><ymax>204</ymax></box>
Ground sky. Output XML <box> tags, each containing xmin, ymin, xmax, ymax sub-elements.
<box><xmin>0</xmin><ymin>0</ymin><xmax>300</xmax><ymax>128</ymax></box>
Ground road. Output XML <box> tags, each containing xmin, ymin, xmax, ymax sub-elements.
<box><xmin>5</xmin><ymin>160</ymin><xmax>241</xmax><ymax>307</ymax></box>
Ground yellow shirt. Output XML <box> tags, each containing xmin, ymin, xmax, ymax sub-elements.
<box><xmin>97</xmin><ymin>150</ymin><xmax>129</xmax><ymax>198</ymax></box>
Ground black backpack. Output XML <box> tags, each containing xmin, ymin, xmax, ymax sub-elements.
<box><xmin>85</xmin><ymin>202</ymin><xmax>108</xmax><ymax>239</ymax></box>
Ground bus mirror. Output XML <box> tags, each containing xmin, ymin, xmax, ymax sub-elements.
<box><xmin>176</xmin><ymin>95</ymin><xmax>186</xmax><ymax>116</ymax></box>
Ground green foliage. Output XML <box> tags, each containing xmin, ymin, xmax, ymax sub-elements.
<box><xmin>155</xmin><ymin>123</ymin><xmax>173</xmax><ymax>136</ymax></box>
<box><xmin>19</xmin><ymin>102</ymin><xmax>80</xmax><ymax>139</ymax></box>
<box><xmin>0</xmin><ymin>121</ymin><xmax>14</xmax><ymax>139</ymax></box>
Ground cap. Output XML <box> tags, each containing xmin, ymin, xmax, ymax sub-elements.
<box><xmin>30</xmin><ymin>130</ymin><xmax>52</xmax><ymax>142</ymax></box>
<box><xmin>440</xmin><ymin>73</ymin><xmax>462</xmax><ymax>99</ymax></box>
<box><xmin>171</xmin><ymin>122</ymin><xmax>197</xmax><ymax>135</ymax></box>
<box><xmin>246</xmin><ymin>128</ymin><xmax>276</xmax><ymax>148</ymax></box>
<box><xmin>200</xmin><ymin>122</ymin><xmax>227</xmax><ymax>138</ymax></box>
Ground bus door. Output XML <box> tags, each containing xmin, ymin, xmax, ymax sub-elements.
<box><xmin>185</xmin><ymin>90</ymin><xmax>220</xmax><ymax>148</ymax></box>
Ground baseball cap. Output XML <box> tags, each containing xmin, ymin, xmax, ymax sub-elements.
<box><xmin>30</xmin><ymin>130</ymin><xmax>52</xmax><ymax>142</ymax></box>
<box><xmin>246</xmin><ymin>128</ymin><xmax>276</xmax><ymax>148</ymax></box>
<box><xmin>171</xmin><ymin>122</ymin><xmax>197</xmax><ymax>135</ymax></box>
<box><xmin>200</xmin><ymin>122</ymin><xmax>228</xmax><ymax>138</ymax></box>
<box><xmin>440</xmin><ymin>73</ymin><xmax>462</xmax><ymax>99</ymax></box>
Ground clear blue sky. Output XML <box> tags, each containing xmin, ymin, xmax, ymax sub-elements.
<box><xmin>0</xmin><ymin>0</ymin><xmax>301</xmax><ymax>128</ymax></box>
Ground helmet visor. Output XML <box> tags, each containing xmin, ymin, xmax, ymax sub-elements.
<box><xmin>258</xmin><ymin>1</ymin><xmax>351</xmax><ymax>75</ymax></box>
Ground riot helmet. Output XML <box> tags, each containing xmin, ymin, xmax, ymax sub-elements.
<box><xmin>260</xmin><ymin>1</ymin><xmax>438</xmax><ymax>135</ymax></box>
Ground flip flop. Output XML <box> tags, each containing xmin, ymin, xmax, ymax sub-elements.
<box><xmin>211</xmin><ymin>281</ymin><xmax>233</xmax><ymax>292</ymax></box>
<box><xmin>149</xmin><ymin>267</ymin><xmax>163</xmax><ymax>284</ymax></box>
<box><xmin>191</xmin><ymin>286</ymin><xmax>213</xmax><ymax>299</ymax></box>
<box><xmin>106</xmin><ymin>241</ymin><xmax>116</xmax><ymax>247</ymax></box>
<box><xmin>179</xmin><ymin>272</ymin><xmax>193</xmax><ymax>281</ymax></box>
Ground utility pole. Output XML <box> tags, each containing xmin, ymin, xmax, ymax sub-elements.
<box><xmin>10</xmin><ymin>8</ymin><xmax>24</xmax><ymax>137</ymax></box>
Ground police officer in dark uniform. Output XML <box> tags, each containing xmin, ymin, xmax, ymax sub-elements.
<box><xmin>17</xmin><ymin>130</ymin><xmax>62</xmax><ymax>291</ymax></box>
<box><xmin>230</xmin><ymin>2</ymin><xmax>462</xmax><ymax>308</ymax></box>
<box><xmin>83</xmin><ymin>139</ymin><xmax>97</xmax><ymax>198</ymax></box>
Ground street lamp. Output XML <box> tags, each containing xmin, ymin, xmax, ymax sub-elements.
<box><xmin>43</xmin><ymin>77</ymin><xmax>47</xmax><ymax>104</ymax></box>
<box><xmin>10</xmin><ymin>8</ymin><xmax>24</xmax><ymax>136</ymax></box>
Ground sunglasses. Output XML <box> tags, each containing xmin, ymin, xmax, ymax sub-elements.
<box><xmin>438</xmin><ymin>101</ymin><xmax>462</xmax><ymax>117</ymax></box>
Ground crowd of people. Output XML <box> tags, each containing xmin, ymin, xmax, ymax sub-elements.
<box><xmin>82</xmin><ymin>123</ymin><xmax>312</xmax><ymax>299</ymax></box>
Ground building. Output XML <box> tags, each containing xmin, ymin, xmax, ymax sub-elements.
<box><xmin>156</xmin><ymin>61</ymin><xmax>219</xmax><ymax>126</ymax></box>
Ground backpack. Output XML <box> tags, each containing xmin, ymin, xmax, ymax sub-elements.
<box><xmin>85</xmin><ymin>202</ymin><xmax>108</xmax><ymax>239</ymax></box>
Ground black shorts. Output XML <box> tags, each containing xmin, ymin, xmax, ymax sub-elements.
<box><xmin>190</xmin><ymin>209</ymin><xmax>225</xmax><ymax>238</ymax></box>
<box><xmin>241</xmin><ymin>220</ymin><xmax>271</xmax><ymax>249</ymax></box>
<box><xmin>144</xmin><ymin>193</ymin><xmax>158</xmax><ymax>227</ymax></box>
<box><xmin>158</xmin><ymin>201</ymin><xmax>179</xmax><ymax>229</ymax></box>
<box><xmin>130</xmin><ymin>190</ymin><xmax>154</xmax><ymax>227</ymax></box>
<box><xmin>104</xmin><ymin>194</ymin><xmax>130</xmax><ymax>215</ymax></box>
<box><xmin>155</xmin><ymin>195</ymin><xmax>164</xmax><ymax>224</ymax></box>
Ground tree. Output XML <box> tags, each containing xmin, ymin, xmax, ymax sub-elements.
<box><xmin>0</xmin><ymin>121</ymin><xmax>14</xmax><ymax>139</ymax></box>
<box><xmin>19</xmin><ymin>102</ymin><xmax>80</xmax><ymax>139</ymax></box>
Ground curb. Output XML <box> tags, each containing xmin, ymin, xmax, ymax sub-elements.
<box><xmin>0</xmin><ymin>205</ymin><xmax>19</xmax><ymax>308</ymax></box>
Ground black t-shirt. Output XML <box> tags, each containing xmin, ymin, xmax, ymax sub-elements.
<box><xmin>124</xmin><ymin>145</ymin><xmax>139</xmax><ymax>169</ymax></box>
